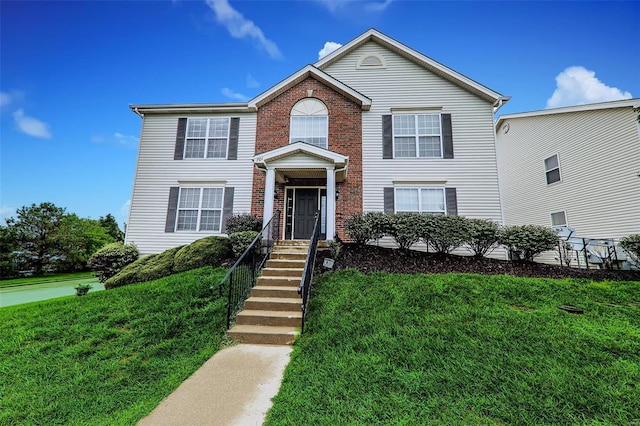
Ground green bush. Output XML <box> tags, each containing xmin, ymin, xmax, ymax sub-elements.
<box><xmin>229</xmin><ymin>231</ymin><xmax>260</xmax><ymax>256</ymax></box>
<box><xmin>174</xmin><ymin>236</ymin><xmax>231</xmax><ymax>272</ymax></box>
<box><xmin>88</xmin><ymin>242</ymin><xmax>139</xmax><ymax>283</ymax></box>
<box><xmin>465</xmin><ymin>218</ymin><xmax>502</xmax><ymax>258</ymax></box>
<box><xmin>426</xmin><ymin>215</ymin><xmax>470</xmax><ymax>254</ymax></box>
<box><xmin>619</xmin><ymin>234</ymin><xmax>640</xmax><ymax>266</ymax></box>
<box><xmin>388</xmin><ymin>213</ymin><xmax>423</xmax><ymax>250</ymax></box>
<box><xmin>105</xmin><ymin>246</ymin><xmax>183</xmax><ymax>289</ymax></box>
<box><xmin>501</xmin><ymin>225</ymin><xmax>559</xmax><ymax>262</ymax></box>
<box><xmin>344</xmin><ymin>212</ymin><xmax>391</xmax><ymax>246</ymax></box>
<box><xmin>225</xmin><ymin>214</ymin><xmax>262</xmax><ymax>234</ymax></box>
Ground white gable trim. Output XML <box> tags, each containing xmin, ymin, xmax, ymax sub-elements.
<box><xmin>315</xmin><ymin>29</ymin><xmax>509</xmax><ymax>106</ymax></box>
<box><xmin>248</xmin><ymin>65</ymin><xmax>372</xmax><ymax>111</ymax></box>
<box><xmin>253</xmin><ymin>142</ymin><xmax>348</xmax><ymax>167</ymax></box>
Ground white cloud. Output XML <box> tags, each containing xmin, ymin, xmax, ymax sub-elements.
<box><xmin>114</xmin><ymin>132</ymin><xmax>139</xmax><ymax>147</ymax></box>
<box><xmin>246</xmin><ymin>73</ymin><xmax>260</xmax><ymax>88</ymax></box>
<box><xmin>206</xmin><ymin>0</ymin><xmax>283</xmax><ymax>60</ymax></box>
<box><xmin>90</xmin><ymin>133</ymin><xmax>138</xmax><ymax>148</ymax></box>
<box><xmin>315</xmin><ymin>0</ymin><xmax>393</xmax><ymax>13</ymax></box>
<box><xmin>0</xmin><ymin>92</ymin><xmax>12</xmax><ymax>107</ymax></box>
<box><xmin>318</xmin><ymin>41</ymin><xmax>342</xmax><ymax>59</ymax></box>
<box><xmin>0</xmin><ymin>206</ymin><xmax>16</xmax><ymax>224</ymax></box>
<box><xmin>12</xmin><ymin>109</ymin><xmax>52</xmax><ymax>139</ymax></box>
<box><xmin>365</xmin><ymin>0</ymin><xmax>393</xmax><ymax>11</ymax></box>
<box><xmin>118</xmin><ymin>199</ymin><xmax>131</xmax><ymax>228</ymax></box>
<box><xmin>222</xmin><ymin>87</ymin><xmax>249</xmax><ymax>101</ymax></box>
<box><xmin>546</xmin><ymin>66</ymin><xmax>633</xmax><ymax>109</ymax></box>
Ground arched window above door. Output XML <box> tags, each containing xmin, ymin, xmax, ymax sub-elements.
<box><xmin>290</xmin><ymin>98</ymin><xmax>328</xmax><ymax>149</ymax></box>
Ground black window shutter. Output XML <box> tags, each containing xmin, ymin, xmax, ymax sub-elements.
<box><xmin>221</xmin><ymin>187</ymin><xmax>235</xmax><ymax>233</ymax></box>
<box><xmin>383</xmin><ymin>187</ymin><xmax>395</xmax><ymax>213</ymax></box>
<box><xmin>382</xmin><ymin>115</ymin><xmax>393</xmax><ymax>159</ymax></box>
<box><xmin>442</xmin><ymin>114</ymin><xmax>453</xmax><ymax>159</ymax></box>
<box><xmin>227</xmin><ymin>118</ymin><xmax>240</xmax><ymax>160</ymax></box>
<box><xmin>445</xmin><ymin>188</ymin><xmax>458</xmax><ymax>216</ymax></box>
<box><xmin>174</xmin><ymin>118</ymin><xmax>187</xmax><ymax>160</ymax></box>
<box><xmin>165</xmin><ymin>187</ymin><xmax>180</xmax><ymax>232</ymax></box>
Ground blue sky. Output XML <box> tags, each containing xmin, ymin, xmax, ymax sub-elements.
<box><xmin>1</xmin><ymin>0</ymin><xmax>638</xmax><ymax>228</ymax></box>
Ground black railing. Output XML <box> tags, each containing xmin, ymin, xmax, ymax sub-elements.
<box><xmin>297</xmin><ymin>211</ymin><xmax>321</xmax><ymax>334</ymax></box>
<box><xmin>219</xmin><ymin>210</ymin><xmax>280</xmax><ymax>329</ymax></box>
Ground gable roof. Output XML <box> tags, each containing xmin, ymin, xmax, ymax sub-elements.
<box><xmin>315</xmin><ymin>28</ymin><xmax>510</xmax><ymax>107</ymax></box>
<box><xmin>496</xmin><ymin>98</ymin><xmax>640</xmax><ymax>129</ymax></box>
<box><xmin>247</xmin><ymin>65</ymin><xmax>371</xmax><ymax>111</ymax></box>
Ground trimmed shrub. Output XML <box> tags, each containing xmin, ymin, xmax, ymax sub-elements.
<box><xmin>225</xmin><ymin>214</ymin><xmax>262</xmax><ymax>234</ymax></box>
<box><xmin>388</xmin><ymin>213</ymin><xmax>423</xmax><ymax>250</ymax></box>
<box><xmin>426</xmin><ymin>215</ymin><xmax>470</xmax><ymax>254</ymax></box>
<box><xmin>88</xmin><ymin>242</ymin><xmax>139</xmax><ymax>283</ymax></box>
<box><xmin>174</xmin><ymin>236</ymin><xmax>231</xmax><ymax>272</ymax></box>
<box><xmin>105</xmin><ymin>246</ymin><xmax>183</xmax><ymax>289</ymax></box>
<box><xmin>619</xmin><ymin>234</ymin><xmax>640</xmax><ymax>266</ymax></box>
<box><xmin>229</xmin><ymin>231</ymin><xmax>260</xmax><ymax>256</ymax></box>
<box><xmin>465</xmin><ymin>218</ymin><xmax>502</xmax><ymax>258</ymax></box>
<box><xmin>344</xmin><ymin>212</ymin><xmax>391</xmax><ymax>246</ymax></box>
<box><xmin>501</xmin><ymin>225</ymin><xmax>559</xmax><ymax>262</ymax></box>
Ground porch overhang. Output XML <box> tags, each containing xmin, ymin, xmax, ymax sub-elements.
<box><xmin>252</xmin><ymin>142</ymin><xmax>349</xmax><ymax>182</ymax></box>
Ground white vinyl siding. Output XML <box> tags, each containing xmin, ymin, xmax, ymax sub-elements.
<box><xmin>393</xmin><ymin>114</ymin><xmax>442</xmax><ymax>158</ymax></box>
<box><xmin>125</xmin><ymin>113</ymin><xmax>256</xmax><ymax>254</ymax></box>
<box><xmin>496</xmin><ymin>103</ymin><xmax>640</xmax><ymax>265</ymax></box>
<box><xmin>184</xmin><ymin>117</ymin><xmax>229</xmax><ymax>159</ymax></box>
<box><xmin>321</xmin><ymin>41</ymin><xmax>504</xmax><ymax>226</ymax></box>
<box><xmin>395</xmin><ymin>188</ymin><xmax>446</xmax><ymax>214</ymax></box>
<box><xmin>176</xmin><ymin>187</ymin><xmax>224</xmax><ymax>232</ymax></box>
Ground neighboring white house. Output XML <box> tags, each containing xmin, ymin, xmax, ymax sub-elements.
<box><xmin>495</xmin><ymin>98</ymin><xmax>640</xmax><ymax>265</ymax></box>
<box><xmin>125</xmin><ymin>28</ymin><xmax>510</xmax><ymax>255</ymax></box>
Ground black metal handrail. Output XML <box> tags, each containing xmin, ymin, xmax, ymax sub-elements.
<box><xmin>297</xmin><ymin>211</ymin><xmax>321</xmax><ymax>334</ymax></box>
<box><xmin>218</xmin><ymin>210</ymin><xmax>281</xmax><ymax>329</ymax></box>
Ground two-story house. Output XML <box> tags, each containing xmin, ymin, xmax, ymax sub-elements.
<box><xmin>125</xmin><ymin>29</ymin><xmax>509</xmax><ymax>254</ymax></box>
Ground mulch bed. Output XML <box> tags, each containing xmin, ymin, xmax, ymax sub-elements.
<box><xmin>315</xmin><ymin>243</ymin><xmax>640</xmax><ymax>282</ymax></box>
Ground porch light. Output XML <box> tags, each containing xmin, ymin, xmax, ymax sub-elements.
<box><xmin>335</xmin><ymin>189</ymin><xmax>340</xmax><ymax>200</ymax></box>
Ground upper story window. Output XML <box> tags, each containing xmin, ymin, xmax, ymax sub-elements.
<box><xmin>185</xmin><ymin>118</ymin><xmax>229</xmax><ymax>159</ymax></box>
<box><xmin>544</xmin><ymin>154</ymin><xmax>561</xmax><ymax>185</ymax></box>
<box><xmin>290</xmin><ymin>98</ymin><xmax>328</xmax><ymax>149</ymax></box>
<box><xmin>176</xmin><ymin>187</ymin><xmax>224</xmax><ymax>232</ymax></box>
<box><xmin>393</xmin><ymin>114</ymin><xmax>442</xmax><ymax>158</ymax></box>
<box><xmin>395</xmin><ymin>187</ymin><xmax>446</xmax><ymax>215</ymax></box>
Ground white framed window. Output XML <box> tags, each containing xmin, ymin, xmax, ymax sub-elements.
<box><xmin>184</xmin><ymin>118</ymin><xmax>230</xmax><ymax>159</ymax></box>
<box><xmin>544</xmin><ymin>154</ymin><xmax>561</xmax><ymax>184</ymax></box>
<box><xmin>393</xmin><ymin>114</ymin><xmax>442</xmax><ymax>158</ymax></box>
<box><xmin>176</xmin><ymin>187</ymin><xmax>224</xmax><ymax>231</ymax></box>
<box><xmin>290</xmin><ymin>98</ymin><xmax>328</xmax><ymax>149</ymax></box>
<box><xmin>550</xmin><ymin>211</ymin><xmax>567</xmax><ymax>227</ymax></box>
<box><xmin>395</xmin><ymin>187</ymin><xmax>446</xmax><ymax>214</ymax></box>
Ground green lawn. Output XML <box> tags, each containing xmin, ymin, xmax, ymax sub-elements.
<box><xmin>0</xmin><ymin>271</ymin><xmax>96</xmax><ymax>287</ymax></box>
<box><xmin>0</xmin><ymin>267</ymin><xmax>229</xmax><ymax>425</ymax></box>
<box><xmin>266</xmin><ymin>270</ymin><xmax>640</xmax><ymax>425</ymax></box>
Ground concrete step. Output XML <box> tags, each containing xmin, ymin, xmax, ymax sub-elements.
<box><xmin>256</xmin><ymin>276</ymin><xmax>301</xmax><ymax>287</ymax></box>
<box><xmin>270</xmin><ymin>252</ymin><xmax>308</xmax><ymax>261</ymax></box>
<box><xmin>266</xmin><ymin>259</ymin><xmax>307</xmax><ymax>269</ymax></box>
<box><xmin>236</xmin><ymin>310</ymin><xmax>302</xmax><ymax>327</ymax></box>
<box><xmin>228</xmin><ymin>325</ymin><xmax>299</xmax><ymax>345</ymax></box>
<box><xmin>244</xmin><ymin>297</ymin><xmax>301</xmax><ymax>311</ymax></box>
<box><xmin>276</xmin><ymin>240</ymin><xmax>310</xmax><ymax>246</ymax></box>
<box><xmin>250</xmin><ymin>285</ymin><xmax>300</xmax><ymax>298</ymax></box>
<box><xmin>261</xmin><ymin>267</ymin><xmax>304</xmax><ymax>278</ymax></box>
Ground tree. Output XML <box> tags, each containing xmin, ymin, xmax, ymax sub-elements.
<box><xmin>0</xmin><ymin>225</ymin><xmax>18</xmax><ymax>278</ymax></box>
<box><xmin>99</xmin><ymin>214</ymin><xmax>124</xmax><ymax>242</ymax></box>
<box><xmin>56</xmin><ymin>215</ymin><xmax>115</xmax><ymax>272</ymax></box>
<box><xmin>5</xmin><ymin>202</ymin><xmax>66</xmax><ymax>275</ymax></box>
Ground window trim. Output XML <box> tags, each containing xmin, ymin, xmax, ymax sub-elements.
<box><xmin>175</xmin><ymin>186</ymin><xmax>225</xmax><ymax>232</ymax></box>
<box><xmin>550</xmin><ymin>210</ymin><xmax>568</xmax><ymax>227</ymax></box>
<box><xmin>394</xmin><ymin>187</ymin><xmax>446</xmax><ymax>214</ymax></box>
<box><xmin>183</xmin><ymin>117</ymin><xmax>231</xmax><ymax>159</ymax></box>
<box><xmin>392</xmin><ymin>113</ymin><xmax>443</xmax><ymax>159</ymax></box>
<box><xmin>544</xmin><ymin>154</ymin><xmax>562</xmax><ymax>185</ymax></box>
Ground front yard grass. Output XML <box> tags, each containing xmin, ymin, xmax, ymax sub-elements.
<box><xmin>266</xmin><ymin>270</ymin><xmax>640</xmax><ymax>425</ymax></box>
<box><xmin>0</xmin><ymin>266</ymin><xmax>229</xmax><ymax>425</ymax></box>
<box><xmin>0</xmin><ymin>271</ymin><xmax>96</xmax><ymax>287</ymax></box>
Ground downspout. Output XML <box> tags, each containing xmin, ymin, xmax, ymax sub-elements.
<box><xmin>133</xmin><ymin>107</ymin><xmax>143</xmax><ymax>119</ymax></box>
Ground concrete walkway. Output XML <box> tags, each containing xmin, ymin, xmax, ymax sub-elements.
<box><xmin>138</xmin><ymin>344</ymin><xmax>293</xmax><ymax>426</ymax></box>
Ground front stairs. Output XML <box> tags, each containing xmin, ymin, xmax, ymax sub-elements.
<box><xmin>227</xmin><ymin>240</ymin><xmax>309</xmax><ymax>345</ymax></box>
